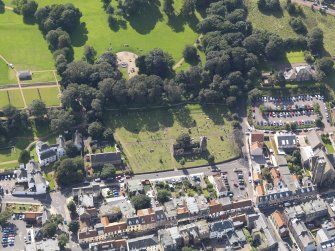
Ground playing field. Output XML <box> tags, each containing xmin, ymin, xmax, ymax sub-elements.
<box><xmin>0</xmin><ymin>86</ymin><xmax>60</xmax><ymax>109</ymax></box>
<box><xmin>0</xmin><ymin>9</ymin><xmax>54</xmax><ymax>71</ymax></box>
<box><xmin>246</xmin><ymin>0</ymin><xmax>335</xmax><ymax>55</ymax></box>
<box><xmin>106</xmin><ymin>104</ymin><xmax>240</xmax><ymax>173</ymax></box>
<box><xmin>27</xmin><ymin>0</ymin><xmax>201</xmax><ymax>62</ymax></box>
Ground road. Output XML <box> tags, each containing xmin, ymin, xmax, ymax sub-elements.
<box><xmin>133</xmin><ymin>158</ymin><xmax>248</xmax><ymax>180</ymax></box>
<box><xmin>292</xmin><ymin>0</ymin><xmax>335</xmax><ymax>16</ymax></box>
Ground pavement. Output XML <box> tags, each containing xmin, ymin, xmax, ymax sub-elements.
<box><xmin>253</xmin><ymin>96</ymin><xmax>332</xmax><ymax>131</ymax></box>
<box><xmin>0</xmin><ymin>220</ymin><xmax>27</xmax><ymax>251</ymax></box>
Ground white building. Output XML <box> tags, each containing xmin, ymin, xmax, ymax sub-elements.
<box><xmin>36</xmin><ymin>135</ymin><xmax>66</xmax><ymax>166</ymax></box>
<box><xmin>14</xmin><ymin>160</ymin><xmax>48</xmax><ymax>195</ymax></box>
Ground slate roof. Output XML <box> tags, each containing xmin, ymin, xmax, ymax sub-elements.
<box><xmin>40</xmin><ymin>149</ymin><xmax>57</xmax><ymax>161</ymax></box>
<box><xmin>209</xmin><ymin>219</ymin><xmax>234</xmax><ymax>232</ymax></box>
<box><xmin>90</xmin><ymin>152</ymin><xmax>121</xmax><ymax>164</ymax></box>
<box><xmin>127</xmin><ymin>234</ymin><xmax>159</xmax><ymax>251</ymax></box>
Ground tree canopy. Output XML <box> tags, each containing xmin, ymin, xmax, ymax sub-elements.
<box><xmin>54</xmin><ymin>157</ymin><xmax>85</xmax><ymax>187</ymax></box>
<box><xmin>131</xmin><ymin>194</ymin><xmax>151</xmax><ymax>210</ymax></box>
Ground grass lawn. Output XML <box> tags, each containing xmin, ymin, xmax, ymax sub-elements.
<box><xmin>286</xmin><ymin>51</ymin><xmax>305</xmax><ymax>64</ymax></box>
<box><xmin>43</xmin><ymin>172</ymin><xmax>56</xmax><ymax>190</ymax></box>
<box><xmin>22</xmin><ymin>88</ymin><xmax>40</xmax><ymax>106</ymax></box>
<box><xmin>7</xmin><ymin>89</ymin><xmax>24</xmax><ymax>108</ymax></box>
<box><xmin>39</xmin><ymin>87</ymin><xmax>61</xmax><ymax>106</ymax></box>
<box><xmin>246</xmin><ymin>0</ymin><xmax>335</xmax><ymax>55</ymax></box>
<box><xmin>0</xmin><ymin>9</ymin><xmax>54</xmax><ymax>71</ymax></box>
<box><xmin>33</xmin><ymin>0</ymin><xmax>201</xmax><ymax>62</ymax></box>
<box><xmin>106</xmin><ymin>104</ymin><xmax>240</xmax><ymax>173</ymax></box>
<box><xmin>24</xmin><ymin>71</ymin><xmax>56</xmax><ymax>84</ymax></box>
<box><xmin>321</xmin><ymin>135</ymin><xmax>334</xmax><ymax>154</ymax></box>
<box><xmin>0</xmin><ymin>60</ymin><xmax>17</xmax><ymax>85</ymax></box>
<box><xmin>0</xmin><ymin>119</ymin><xmax>55</xmax><ymax>165</ymax></box>
<box><xmin>0</xmin><ymin>89</ymin><xmax>24</xmax><ymax>109</ymax></box>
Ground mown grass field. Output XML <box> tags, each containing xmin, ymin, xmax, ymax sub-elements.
<box><xmin>24</xmin><ymin>71</ymin><xmax>56</xmax><ymax>84</ymax></box>
<box><xmin>0</xmin><ymin>87</ymin><xmax>60</xmax><ymax>109</ymax></box>
<box><xmin>246</xmin><ymin>0</ymin><xmax>335</xmax><ymax>55</ymax></box>
<box><xmin>106</xmin><ymin>104</ymin><xmax>240</xmax><ymax>173</ymax></box>
<box><xmin>0</xmin><ymin>60</ymin><xmax>17</xmax><ymax>85</ymax></box>
<box><xmin>29</xmin><ymin>0</ymin><xmax>201</xmax><ymax>62</ymax></box>
<box><xmin>0</xmin><ymin>9</ymin><xmax>54</xmax><ymax>71</ymax></box>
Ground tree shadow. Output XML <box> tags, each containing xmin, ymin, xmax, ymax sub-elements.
<box><xmin>109</xmin><ymin>17</ymin><xmax>127</xmax><ymax>32</ymax></box>
<box><xmin>201</xmin><ymin>105</ymin><xmax>226</xmax><ymax>125</ymax></box>
<box><xmin>259</xmin><ymin>8</ymin><xmax>284</xmax><ymax>18</ymax></box>
<box><xmin>70</xmin><ymin>22</ymin><xmax>88</xmax><ymax>47</ymax></box>
<box><xmin>0</xmin><ymin>6</ymin><xmax>4</xmax><ymax>14</ymax></box>
<box><xmin>23</xmin><ymin>16</ymin><xmax>36</xmax><ymax>25</ymax></box>
<box><xmin>172</xmin><ymin>106</ymin><xmax>196</xmax><ymax>128</ymax></box>
<box><xmin>185</xmin><ymin>13</ymin><xmax>200</xmax><ymax>32</ymax></box>
<box><xmin>167</xmin><ymin>13</ymin><xmax>185</xmax><ymax>32</ymax></box>
<box><xmin>125</xmin><ymin>0</ymin><xmax>163</xmax><ymax>34</ymax></box>
<box><xmin>106</xmin><ymin>108</ymin><xmax>174</xmax><ymax>134</ymax></box>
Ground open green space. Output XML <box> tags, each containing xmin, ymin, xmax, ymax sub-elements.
<box><xmin>106</xmin><ymin>104</ymin><xmax>240</xmax><ymax>173</ymax></box>
<box><xmin>6</xmin><ymin>203</ymin><xmax>42</xmax><ymax>213</ymax></box>
<box><xmin>286</xmin><ymin>51</ymin><xmax>305</xmax><ymax>64</ymax></box>
<box><xmin>22</xmin><ymin>88</ymin><xmax>40</xmax><ymax>105</ymax></box>
<box><xmin>0</xmin><ymin>9</ymin><xmax>54</xmax><ymax>71</ymax></box>
<box><xmin>39</xmin><ymin>87</ymin><xmax>60</xmax><ymax>106</ymax></box>
<box><xmin>0</xmin><ymin>88</ymin><xmax>21</xmax><ymax>109</ymax></box>
<box><xmin>24</xmin><ymin>71</ymin><xmax>56</xmax><ymax>84</ymax></box>
<box><xmin>246</xmin><ymin>0</ymin><xmax>335</xmax><ymax>55</ymax></box>
<box><xmin>31</xmin><ymin>0</ymin><xmax>201</xmax><ymax>62</ymax></box>
<box><xmin>0</xmin><ymin>119</ymin><xmax>55</xmax><ymax>166</ymax></box>
<box><xmin>0</xmin><ymin>60</ymin><xmax>17</xmax><ymax>85</ymax></box>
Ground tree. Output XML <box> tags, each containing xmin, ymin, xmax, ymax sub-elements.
<box><xmin>208</xmin><ymin>154</ymin><xmax>215</xmax><ymax>163</ymax></box>
<box><xmin>183</xmin><ymin>45</ymin><xmax>198</xmax><ymax>63</ymax></box>
<box><xmin>157</xmin><ymin>189</ymin><xmax>171</xmax><ymax>204</ymax></box>
<box><xmin>0</xmin><ymin>209</ymin><xmax>12</xmax><ymax>227</ymax></box>
<box><xmin>181</xmin><ymin>0</ymin><xmax>195</xmax><ymax>17</ymax></box>
<box><xmin>46</xmin><ymin>29</ymin><xmax>71</xmax><ymax>51</ymax></box>
<box><xmin>67</xmin><ymin>200</ymin><xmax>76</xmax><ymax>214</ymax></box>
<box><xmin>308</xmin><ymin>28</ymin><xmax>324</xmax><ymax>54</ymax></box>
<box><xmin>289</xmin><ymin>17</ymin><xmax>307</xmax><ymax>34</ymax></box>
<box><xmin>136</xmin><ymin>48</ymin><xmax>174</xmax><ymax>78</ymax></box>
<box><xmin>21</xmin><ymin>0</ymin><xmax>38</xmax><ymax>18</ymax></box>
<box><xmin>117</xmin><ymin>0</ymin><xmax>147</xmax><ymax>15</ymax></box>
<box><xmin>88</xmin><ymin>121</ymin><xmax>104</xmax><ymax>140</ymax></box>
<box><xmin>58</xmin><ymin>233</ymin><xmax>69</xmax><ymax>250</ymax></box>
<box><xmin>35</xmin><ymin>4</ymin><xmax>82</xmax><ymax>34</ymax></box>
<box><xmin>41</xmin><ymin>222</ymin><xmax>58</xmax><ymax>237</ymax></box>
<box><xmin>261</xmin><ymin>167</ymin><xmax>272</xmax><ymax>182</ymax></box>
<box><xmin>131</xmin><ymin>194</ymin><xmax>151</xmax><ymax>210</ymax></box>
<box><xmin>83</xmin><ymin>45</ymin><xmax>97</xmax><ymax>64</ymax></box>
<box><xmin>68</xmin><ymin>220</ymin><xmax>80</xmax><ymax>234</ymax></box>
<box><xmin>316</xmin><ymin>57</ymin><xmax>334</xmax><ymax>75</ymax></box>
<box><xmin>103</xmin><ymin>128</ymin><xmax>114</xmax><ymax>142</ymax></box>
<box><xmin>100</xmin><ymin>164</ymin><xmax>116</xmax><ymax>179</ymax></box>
<box><xmin>176</xmin><ymin>133</ymin><xmax>191</xmax><ymax>148</ymax></box>
<box><xmin>65</xmin><ymin>141</ymin><xmax>79</xmax><ymax>158</ymax></box>
<box><xmin>54</xmin><ymin>157</ymin><xmax>85</xmax><ymax>187</ymax></box>
<box><xmin>18</xmin><ymin>150</ymin><xmax>30</xmax><ymax>166</ymax></box>
<box><xmin>48</xmin><ymin>109</ymin><xmax>75</xmax><ymax>134</ymax></box>
<box><xmin>28</xmin><ymin>99</ymin><xmax>47</xmax><ymax>119</ymax></box>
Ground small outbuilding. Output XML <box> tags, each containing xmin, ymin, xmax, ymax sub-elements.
<box><xmin>18</xmin><ymin>70</ymin><xmax>32</xmax><ymax>81</ymax></box>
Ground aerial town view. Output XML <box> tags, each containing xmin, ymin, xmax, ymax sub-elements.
<box><xmin>2</xmin><ymin>0</ymin><xmax>335</xmax><ymax>250</ymax></box>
